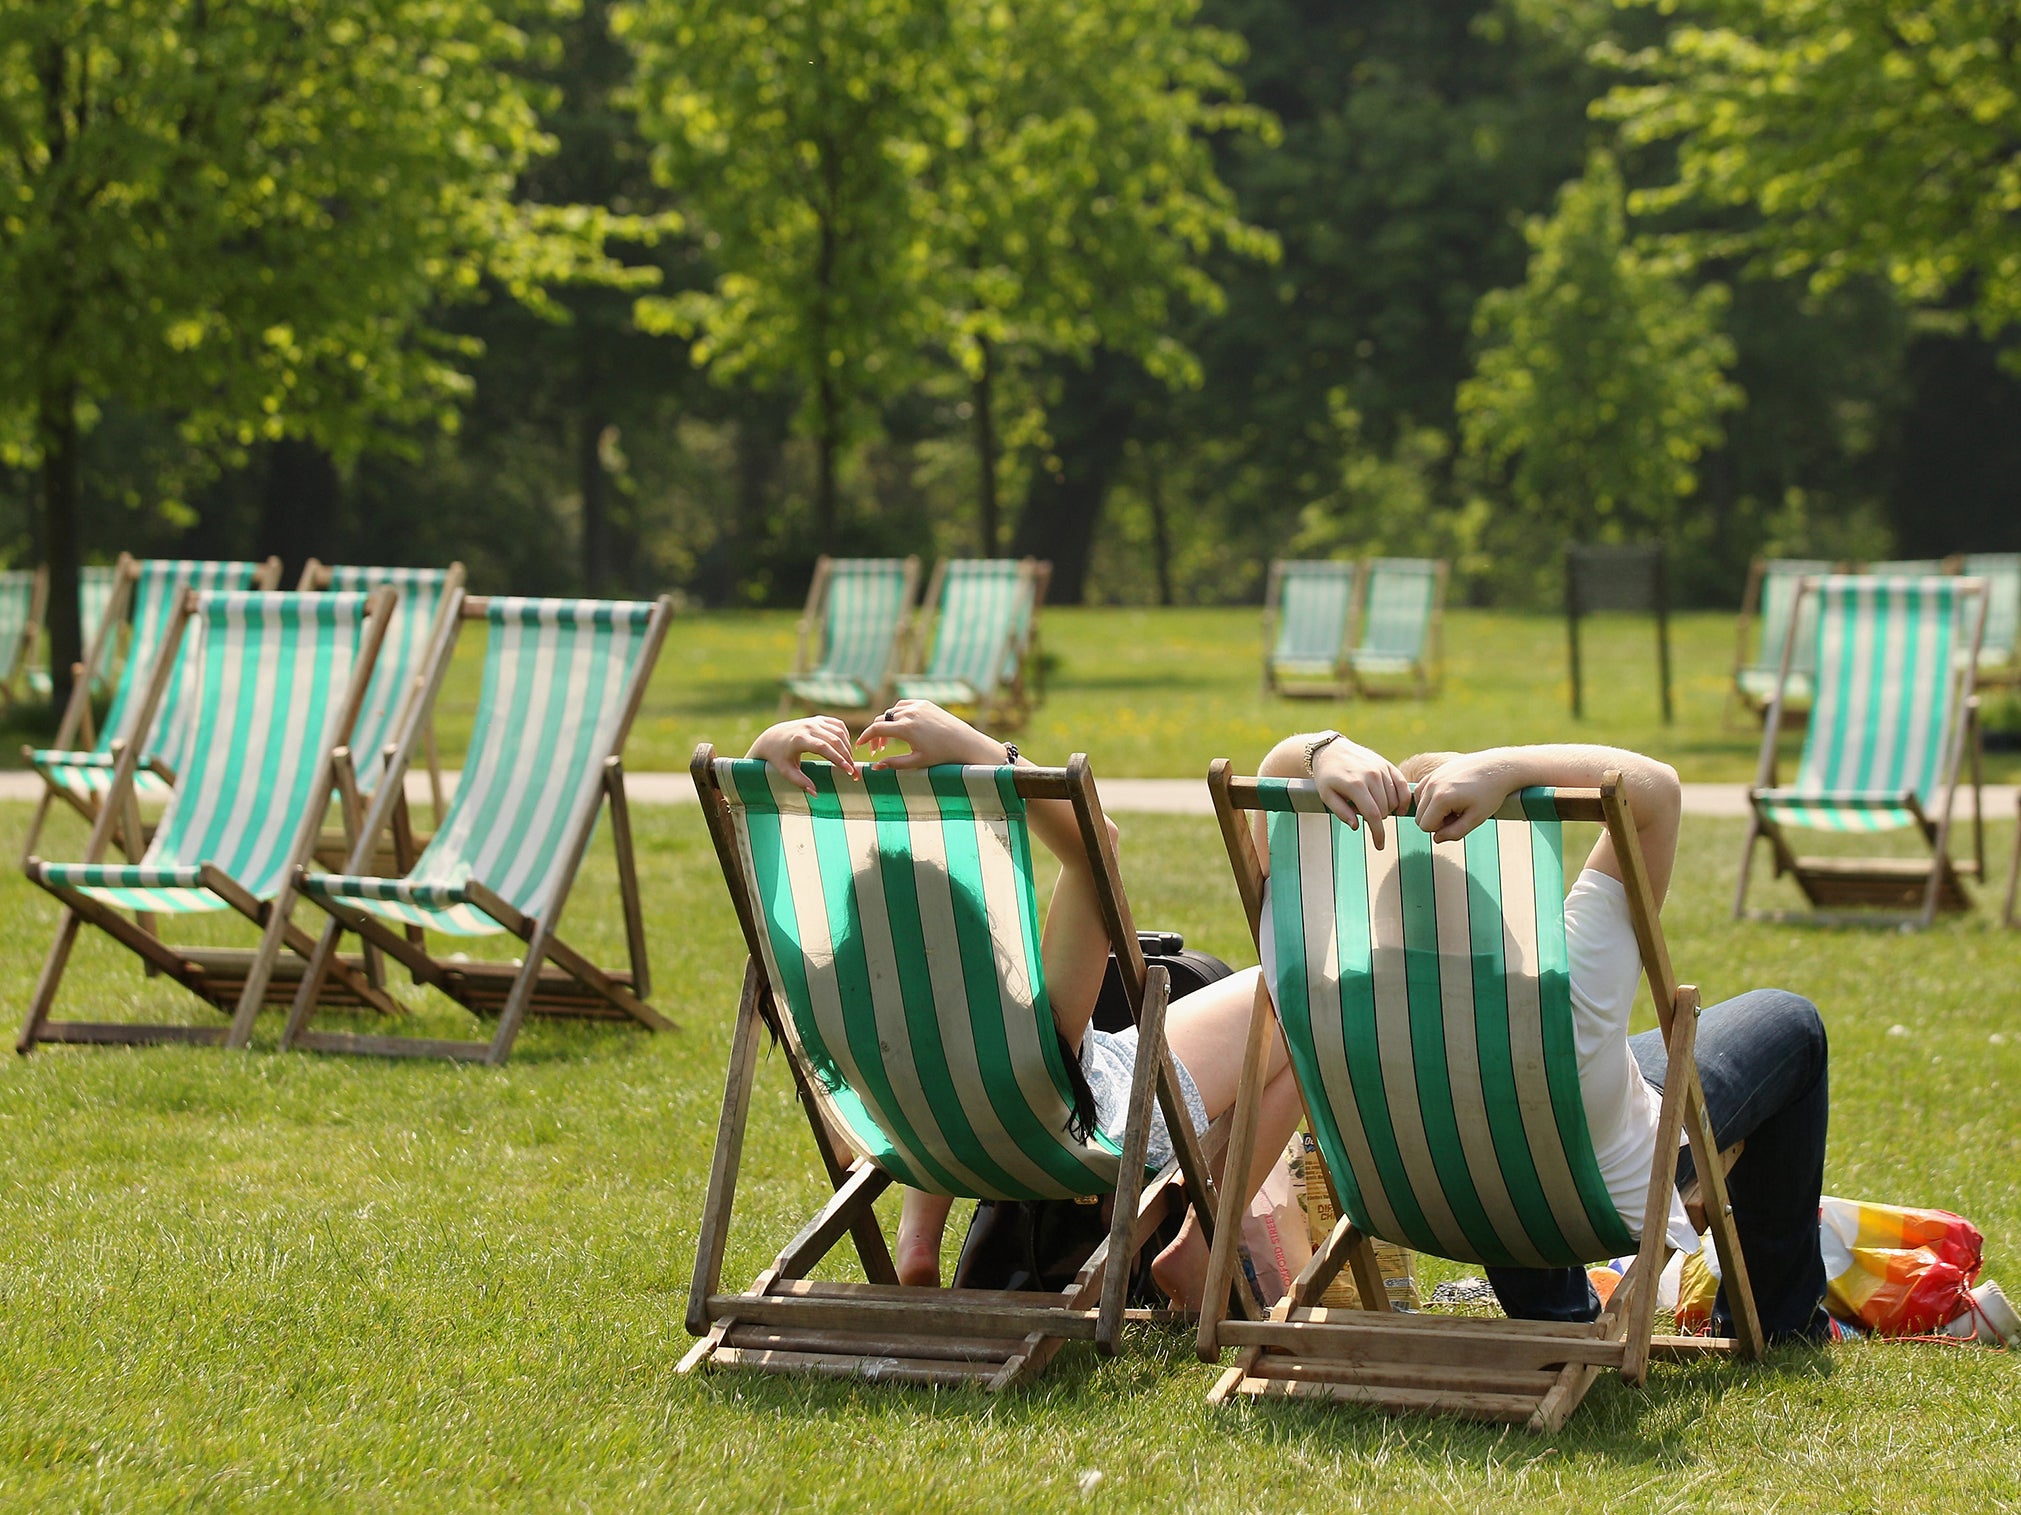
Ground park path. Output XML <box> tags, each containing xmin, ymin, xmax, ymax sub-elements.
<box><xmin>2</xmin><ymin>769</ymin><xmax>2011</xmax><ymax>819</ymax></box>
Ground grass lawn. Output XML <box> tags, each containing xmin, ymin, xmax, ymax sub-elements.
<box><xmin>3</xmin><ymin>785</ymin><xmax>2018</xmax><ymax>1512</ymax></box>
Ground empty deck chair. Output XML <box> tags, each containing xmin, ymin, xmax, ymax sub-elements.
<box><xmin>298</xmin><ymin>561</ymin><xmax>466</xmax><ymax>819</ymax></box>
<box><xmin>1738</xmin><ymin>574</ymin><xmax>1987</xmax><ymax>926</ymax></box>
<box><xmin>1962</xmin><ymin>553</ymin><xmax>2020</xmax><ymax>687</ymax></box>
<box><xmin>1198</xmin><ymin>765</ymin><xmax>1761</xmax><ymax>1431</ymax></box>
<box><xmin>779</xmin><ymin>556</ymin><xmax>920</xmax><ymax>721</ymax></box>
<box><xmin>0</xmin><ymin>568</ymin><xmax>45</xmax><ymax>710</ymax></box>
<box><xmin>681</xmin><ymin>753</ymin><xmax>1238</xmax><ymax>1389</ymax></box>
<box><xmin>1348</xmin><ymin>557</ymin><xmax>1447</xmax><ymax>699</ymax></box>
<box><xmin>22</xmin><ymin>556</ymin><xmax>281</xmax><ymax>858</ymax></box>
<box><xmin>894</xmin><ymin>558</ymin><xmax>1045</xmax><ymax>730</ymax></box>
<box><xmin>281</xmin><ymin>594</ymin><xmax>677</xmax><ymax>1065</ymax></box>
<box><xmin>19</xmin><ymin>588</ymin><xmax>401</xmax><ymax>1052</ymax></box>
<box><xmin>26</xmin><ymin>563</ymin><xmax>120</xmax><ymax>700</ymax></box>
<box><xmin>1730</xmin><ymin>557</ymin><xmax>1837</xmax><ymax>723</ymax></box>
<box><xmin>1263</xmin><ymin>560</ymin><xmax>1358</xmax><ymax>698</ymax></box>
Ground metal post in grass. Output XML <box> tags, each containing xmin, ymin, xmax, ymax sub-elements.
<box><xmin>1565</xmin><ymin>542</ymin><xmax>1673</xmax><ymax>724</ymax></box>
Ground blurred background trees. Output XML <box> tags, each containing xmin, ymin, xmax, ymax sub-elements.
<box><xmin>0</xmin><ymin>0</ymin><xmax>2014</xmax><ymax>625</ymax></box>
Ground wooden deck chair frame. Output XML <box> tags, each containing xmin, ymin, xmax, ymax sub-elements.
<box><xmin>897</xmin><ymin>557</ymin><xmax>1047</xmax><ymax>731</ymax></box>
<box><xmin>1262</xmin><ymin>559</ymin><xmax>1359</xmax><ymax>699</ymax></box>
<box><xmin>778</xmin><ymin>555</ymin><xmax>922</xmax><ymax>724</ymax></box>
<box><xmin>0</xmin><ymin>565</ymin><xmax>47</xmax><ymax>711</ymax></box>
<box><xmin>1737</xmin><ymin>575</ymin><xmax>1987</xmax><ymax>928</ymax></box>
<box><xmin>1727</xmin><ymin>557</ymin><xmax>1844</xmax><ymax>729</ymax></box>
<box><xmin>19</xmin><ymin>587</ymin><xmax>403</xmax><ymax>1052</ymax></box>
<box><xmin>681</xmin><ymin>749</ymin><xmax>1255</xmax><ymax>1390</ymax></box>
<box><xmin>278</xmin><ymin>593</ymin><xmax>677</xmax><ymax>1066</ymax></box>
<box><xmin>297</xmin><ymin>558</ymin><xmax>467</xmax><ymax>832</ymax></box>
<box><xmin>1347</xmin><ymin>557</ymin><xmax>1449</xmax><ymax>701</ymax></box>
<box><xmin>1962</xmin><ymin>553</ymin><xmax>2021</xmax><ymax>690</ymax></box>
<box><xmin>2004</xmin><ymin>792</ymin><xmax>2020</xmax><ymax>930</ymax></box>
<box><xmin>1198</xmin><ymin>764</ymin><xmax>1763</xmax><ymax>1431</ymax></box>
<box><xmin>20</xmin><ymin>554</ymin><xmax>284</xmax><ymax>861</ymax></box>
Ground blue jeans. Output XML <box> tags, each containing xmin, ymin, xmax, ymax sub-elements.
<box><xmin>1485</xmin><ymin>988</ymin><xmax>1831</xmax><ymax>1343</ymax></box>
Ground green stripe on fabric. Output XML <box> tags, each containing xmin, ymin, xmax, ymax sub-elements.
<box><xmin>1462</xmin><ymin>824</ymin><xmax>1569</xmax><ymax>1260</ymax></box>
<box><xmin>1529</xmin><ymin>823</ymin><xmax>1636</xmax><ymax>1254</ymax></box>
<box><xmin>1395</xmin><ymin>824</ymin><xmax>1501</xmax><ymax>1261</ymax></box>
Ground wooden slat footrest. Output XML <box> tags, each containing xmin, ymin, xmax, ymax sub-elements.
<box><xmin>706</xmin><ymin>1345</ymin><xmax>1005</xmax><ymax>1386</ymax></box>
<box><xmin>722</xmin><ymin>1324</ymin><xmax>1026</xmax><ymax>1363</ymax></box>
<box><xmin>1218</xmin><ymin>1316</ymin><xmax>1625</xmax><ymax>1372</ymax></box>
<box><xmin>30</xmin><ymin>1021</ymin><xmax>230</xmax><ymax>1046</ymax></box>
<box><xmin>1220</xmin><ymin>1366</ymin><xmax>1542</xmax><ymax>1423</ymax></box>
<box><xmin>706</xmin><ymin>1291</ymin><xmax>1100</xmax><ymax>1341</ymax></box>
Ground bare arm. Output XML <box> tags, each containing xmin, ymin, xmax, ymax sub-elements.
<box><xmin>1412</xmin><ymin>745</ymin><xmax>1682</xmax><ymax>906</ymax></box>
<box><xmin>1252</xmin><ymin>731</ymin><xmax>1410</xmax><ymax>869</ymax></box>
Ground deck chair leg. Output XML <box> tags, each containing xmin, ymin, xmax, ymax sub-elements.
<box><xmin>280</xmin><ymin>914</ymin><xmax>347</xmax><ymax>1050</ymax></box>
<box><xmin>1196</xmin><ymin>974</ymin><xmax>1277</xmax><ymax>1362</ymax></box>
<box><xmin>18</xmin><ymin>908</ymin><xmax>85</xmax><ymax>1053</ymax></box>
<box><xmin>18</xmin><ymin>787</ymin><xmax>57</xmax><ymax>867</ymax></box>
<box><xmin>1623</xmin><ymin>986</ymin><xmax>1701</xmax><ymax>1384</ymax></box>
<box><xmin>1097</xmin><ymin>965</ymin><xmax>1169</xmax><ymax>1354</ymax></box>
<box><xmin>1683</xmin><ymin>1086</ymin><xmax>1765</xmax><ymax>1358</ymax></box>
<box><xmin>484</xmin><ymin>921</ymin><xmax>555</xmax><ymax>1066</ymax></box>
<box><xmin>688</xmin><ymin>961</ymin><xmax>768</xmax><ymax>1336</ymax></box>
<box><xmin>1732</xmin><ymin>816</ymin><xmax>1761</xmax><ymax>919</ymax></box>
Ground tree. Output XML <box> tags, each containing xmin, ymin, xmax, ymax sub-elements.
<box><xmin>1598</xmin><ymin>0</ymin><xmax>2021</xmax><ymax>347</ymax></box>
<box><xmin>930</xmin><ymin>0</ymin><xmax>1275</xmax><ymax>555</ymax></box>
<box><xmin>0</xmin><ymin>0</ymin><xmax>633</xmax><ymax>708</ymax></box>
<box><xmin>1458</xmin><ymin>151</ymin><xmax>1741</xmax><ymax>594</ymax></box>
<box><xmin>618</xmin><ymin>0</ymin><xmax>950</xmax><ymax>544</ymax></box>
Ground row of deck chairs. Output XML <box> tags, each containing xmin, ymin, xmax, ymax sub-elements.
<box><xmin>1263</xmin><ymin>557</ymin><xmax>1448</xmax><ymax>700</ymax></box>
<box><xmin>683</xmin><ymin>751</ymin><xmax>1757</xmax><ymax>1430</ymax></box>
<box><xmin>1730</xmin><ymin>553</ymin><xmax>2021</xmax><ymax>723</ymax></box>
<box><xmin>780</xmin><ymin>555</ymin><xmax>1050</xmax><ymax>729</ymax></box>
<box><xmin>18</xmin><ymin>555</ymin><xmax>676</xmax><ymax>1065</ymax></box>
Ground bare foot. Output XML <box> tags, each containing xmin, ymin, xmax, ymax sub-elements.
<box><xmin>1150</xmin><ymin>1226</ymin><xmax>1211</xmax><ymax>1312</ymax></box>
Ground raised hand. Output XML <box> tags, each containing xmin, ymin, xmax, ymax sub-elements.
<box><xmin>1311</xmin><ymin>737</ymin><xmax>1409</xmax><ymax>850</ymax></box>
<box><xmin>745</xmin><ymin>715</ymin><xmax>859</xmax><ymax>794</ymax></box>
<box><xmin>1410</xmin><ymin>752</ymin><xmax>1516</xmax><ymax>844</ymax></box>
<box><xmin>857</xmin><ymin>699</ymin><xmax>1005</xmax><ymax>770</ymax></box>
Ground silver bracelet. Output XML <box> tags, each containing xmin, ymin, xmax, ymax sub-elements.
<box><xmin>1302</xmin><ymin>729</ymin><xmax>1346</xmax><ymax>775</ymax></box>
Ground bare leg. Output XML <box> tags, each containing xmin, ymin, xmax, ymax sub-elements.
<box><xmin>1038</xmin><ymin>815</ymin><xmax>1122</xmax><ymax>1052</ymax></box>
<box><xmin>896</xmin><ymin>1188</ymin><xmax>956</xmax><ymax>1287</ymax></box>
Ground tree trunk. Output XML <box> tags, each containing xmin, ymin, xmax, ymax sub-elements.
<box><xmin>579</xmin><ymin>412</ymin><xmax>610</xmax><ymax>595</ymax></box>
<box><xmin>39</xmin><ymin>379</ymin><xmax>83</xmax><ymax>715</ymax></box>
<box><xmin>1010</xmin><ymin>351</ymin><xmax>1138</xmax><ymax>604</ymax></box>
<box><xmin>258</xmin><ymin>437</ymin><xmax>342</xmax><ymax>585</ymax></box>
<box><xmin>1143</xmin><ymin>442</ymin><xmax>1173</xmax><ymax>606</ymax></box>
<box><xmin>974</xmin><ymin>338</ymin><xmax>998</xmax><ymax>556</ymax></box>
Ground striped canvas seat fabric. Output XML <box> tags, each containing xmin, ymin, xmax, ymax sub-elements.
<box><xmin>0</xmin><ymin>571</ymin><xmax>34</xmax><ymax>682</ymax></box>
<box><xmin>1271</xmin><ymin>563</ymin><xmax>1355</xmax><ymax>674</ymax></box>
<box><xmin>29</xmin><ymin>560</ymin><xmax>268</xmax><ymax>805</ymax></box>
<box><xmin>1964</xmin><ymin>554</ymin><xmax>2019</xmax><ymax>669</ymax></box>
<box><xmin>715</xmin><ymin>758</ymin><xmax>1125</xmax><ymax>1202</ymax></box>
<box><xmin>315</xmin><ymin>566</ymin><xmax>453</xmax><ymax>788</ymax></box>
<box><xmin>38</xmin><ymin>592</ymin><xmax>371</xmax><ymax>914</ymax></box>
<box><xmin>783</xmin><ymin>559</ymin><xmax>912</xmax><ymax>706</ymax></box>
<box><xmin>300</xmin><ymin>598</ymin><xmax>657</xmax><ymax>935</ymax></box>
<box><xmin>896</xmin><ymin>561</ymin><xmax>1025</xmax><ymax>704</ymax></box>
<box><xmin>1736</xmin><ymin>558</ymin><xmax>1834</xmax><ymax>705</ymax></box>
<box><xmin>25</xmin><ymin>565</ymin><xmax>119</xmax><ymax>696</ymax></box>
<box><xmin>1349</xmin><ymin>558</ymin><xmax>1438</xmax><ymax>673</ymax></box>
<box><xmin>1755</xmin><ymin>577</ymin><xmax>1971</xmax><ymax>832</ymax></box>
<box><xmin>1254</xmin><ymin>778</ymin><xmax>1637</xmax><ymax>1269</ymax></box>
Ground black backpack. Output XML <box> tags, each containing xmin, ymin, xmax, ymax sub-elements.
<box><xmin>950</xmin><ymin>932</ymin><xmax>1233</xmax><ymax>1299</ymax></box>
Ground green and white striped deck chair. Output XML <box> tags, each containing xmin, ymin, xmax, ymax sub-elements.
<box><xmin>282</xmin><ymin>594</ymin><xmax>677</xmax><ymax>1065</ymax></box>
<box><xmin>894</xmin><ymin>558</ymin><xmax>1043</xmax><ymax>729</ymax></box>
<box><xmin>1199</xmin><ymin>766</ymin><xmax>1759</xmax><ymax>1431</ymax></box>
<box><xmin>20</xmin><ymin>589</ymin><xmax>401</xmax><ymax>1053</ymax></box>
<box><xmin>1738</xmin><ymin>574</ymin><xmax>1987</xmax><ymax>926</ymax></box>
<box><xmin>1731</xmin><ymin>558</ymin><xmax>1835</xmax><ymax>720</ymax></box>
<box><xmin>1264</xmin><ymin>560</ymin><xmax>1357</xmax><ymax>697</ymax></box>
<box><xmin>780</xmin><ymin>555</ymin><xmax>920</xmax><ymax>719</ymax></box>
<box><xmin>682</xmin><ymin>751</ymin><xmax>1228</xmax><ymax>1390</ymax></box>
<box><xmin>25</xmin><ymin>564</ymin><xmax>119</xmax><ymax>700</ymax></box>
<box><xmin>299</xmin><ymin>560</ymin><xmax>466</xmax><ymax>818</ymax></box>
<box><xmin>0</xmin><ymin>567</ymin><xmax>44</xmax><ymax>709</ymax></box>
<box><xmin>23</xmin><ymin>556</ymin><xmax>280</xmax><ymax>858</ymax></box>
<box><xmin>1348</xmin><ymin>557</ymin><xmax>1447</xmax><ymax>698</ymax></box>
<box><xmin>1963</xmin><ymin>553</ymin><xmax>2020</xmax><ymax>685</ymax></box>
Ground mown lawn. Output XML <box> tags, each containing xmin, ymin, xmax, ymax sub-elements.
<box><xmin>3</xmin><ymin>788</ymin><xmax>2018</xmax><ymax>1512</ymax></box>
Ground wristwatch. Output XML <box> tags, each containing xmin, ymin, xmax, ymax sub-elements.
<box><xmin>1303</xmin><ymin>729</ymin><xmax>1346</xmax><ymax>774</ymax></box>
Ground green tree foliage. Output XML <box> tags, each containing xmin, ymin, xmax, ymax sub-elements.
<box><xmin>1598</xmin><ymin>0</ymin><xmax>2021</xmax><ymax>348</ymax></box>
<box><xmin>0</xmin><ymin>0</ymin><xmax>628</xmax><ymax>705</ymax></box>
<box><xmin>1458</xmin><ymin>152</ymin><xmax>1742</xmax><ymax>595</ymax></box>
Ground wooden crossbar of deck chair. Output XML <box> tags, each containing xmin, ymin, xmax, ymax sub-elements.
<box><xmin>1348</xmin><ymin>557</ymin><xmax>1448</xmax><ymax>700</ymax></box>
<box><xmin>682</xmin><ymin>752</ymin><xmax>1252</xmax><ymax>1390</ymax></box>
<box><xmin>280</xmin><ymin>594</ymin><xmax>677</xmax><ymax>1066</ymax></box>
<box><xmin>1198</xmin><ymin>767</ymin><xmax>1763</xmax><ymax>1432</ymax></box>
<box><xmin>1863</xmin><ymin>556</ymin><xmax>1961</xmax><ymax>577</ymax></box>
<box><xmin>21</xmin><ymin>555</ymin><xmax>282</xmax><ymax>861</ymax></box>
<box><xmin>1737</xmin><ymin>574</ymin><xmax>1988</xmax><ymax>927</ymax></box>
<box><xmin>1729</xmin><ymin>558</ymin><xmax>1837</xmax><ymax>727</ymax></box>
<box><xmin>894</xmin><ymin>558</ymin><xmax>1045</xmax><ymax>731</ymax></box>
<box><xmin>0</xmin><ymin>567</ymin><xmax>45</xmax><ymax>712</ymax></box>
<box><xmin>297</xmin><ymin>560</ymin><xmax>466</xmax><ymax>832</ymax></box>
<box><xmin>1262</xmin><ymin>560</ymin><xmax>1358</xmax><ymax>698</ymax></box>
<box><xmin>19</xmin><ymin>588</ymin><xmax>401</xmax><ymax>1052</ymax></box>
<box><xmin>779</xmin><ymin>555</ymin><xmax>921</xmax><ymax>724</ymax></box>
<box><xmin>1962</xmin><ymin>553</ymin><xmax>2021</xmax><ymax>689</ymax></box>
